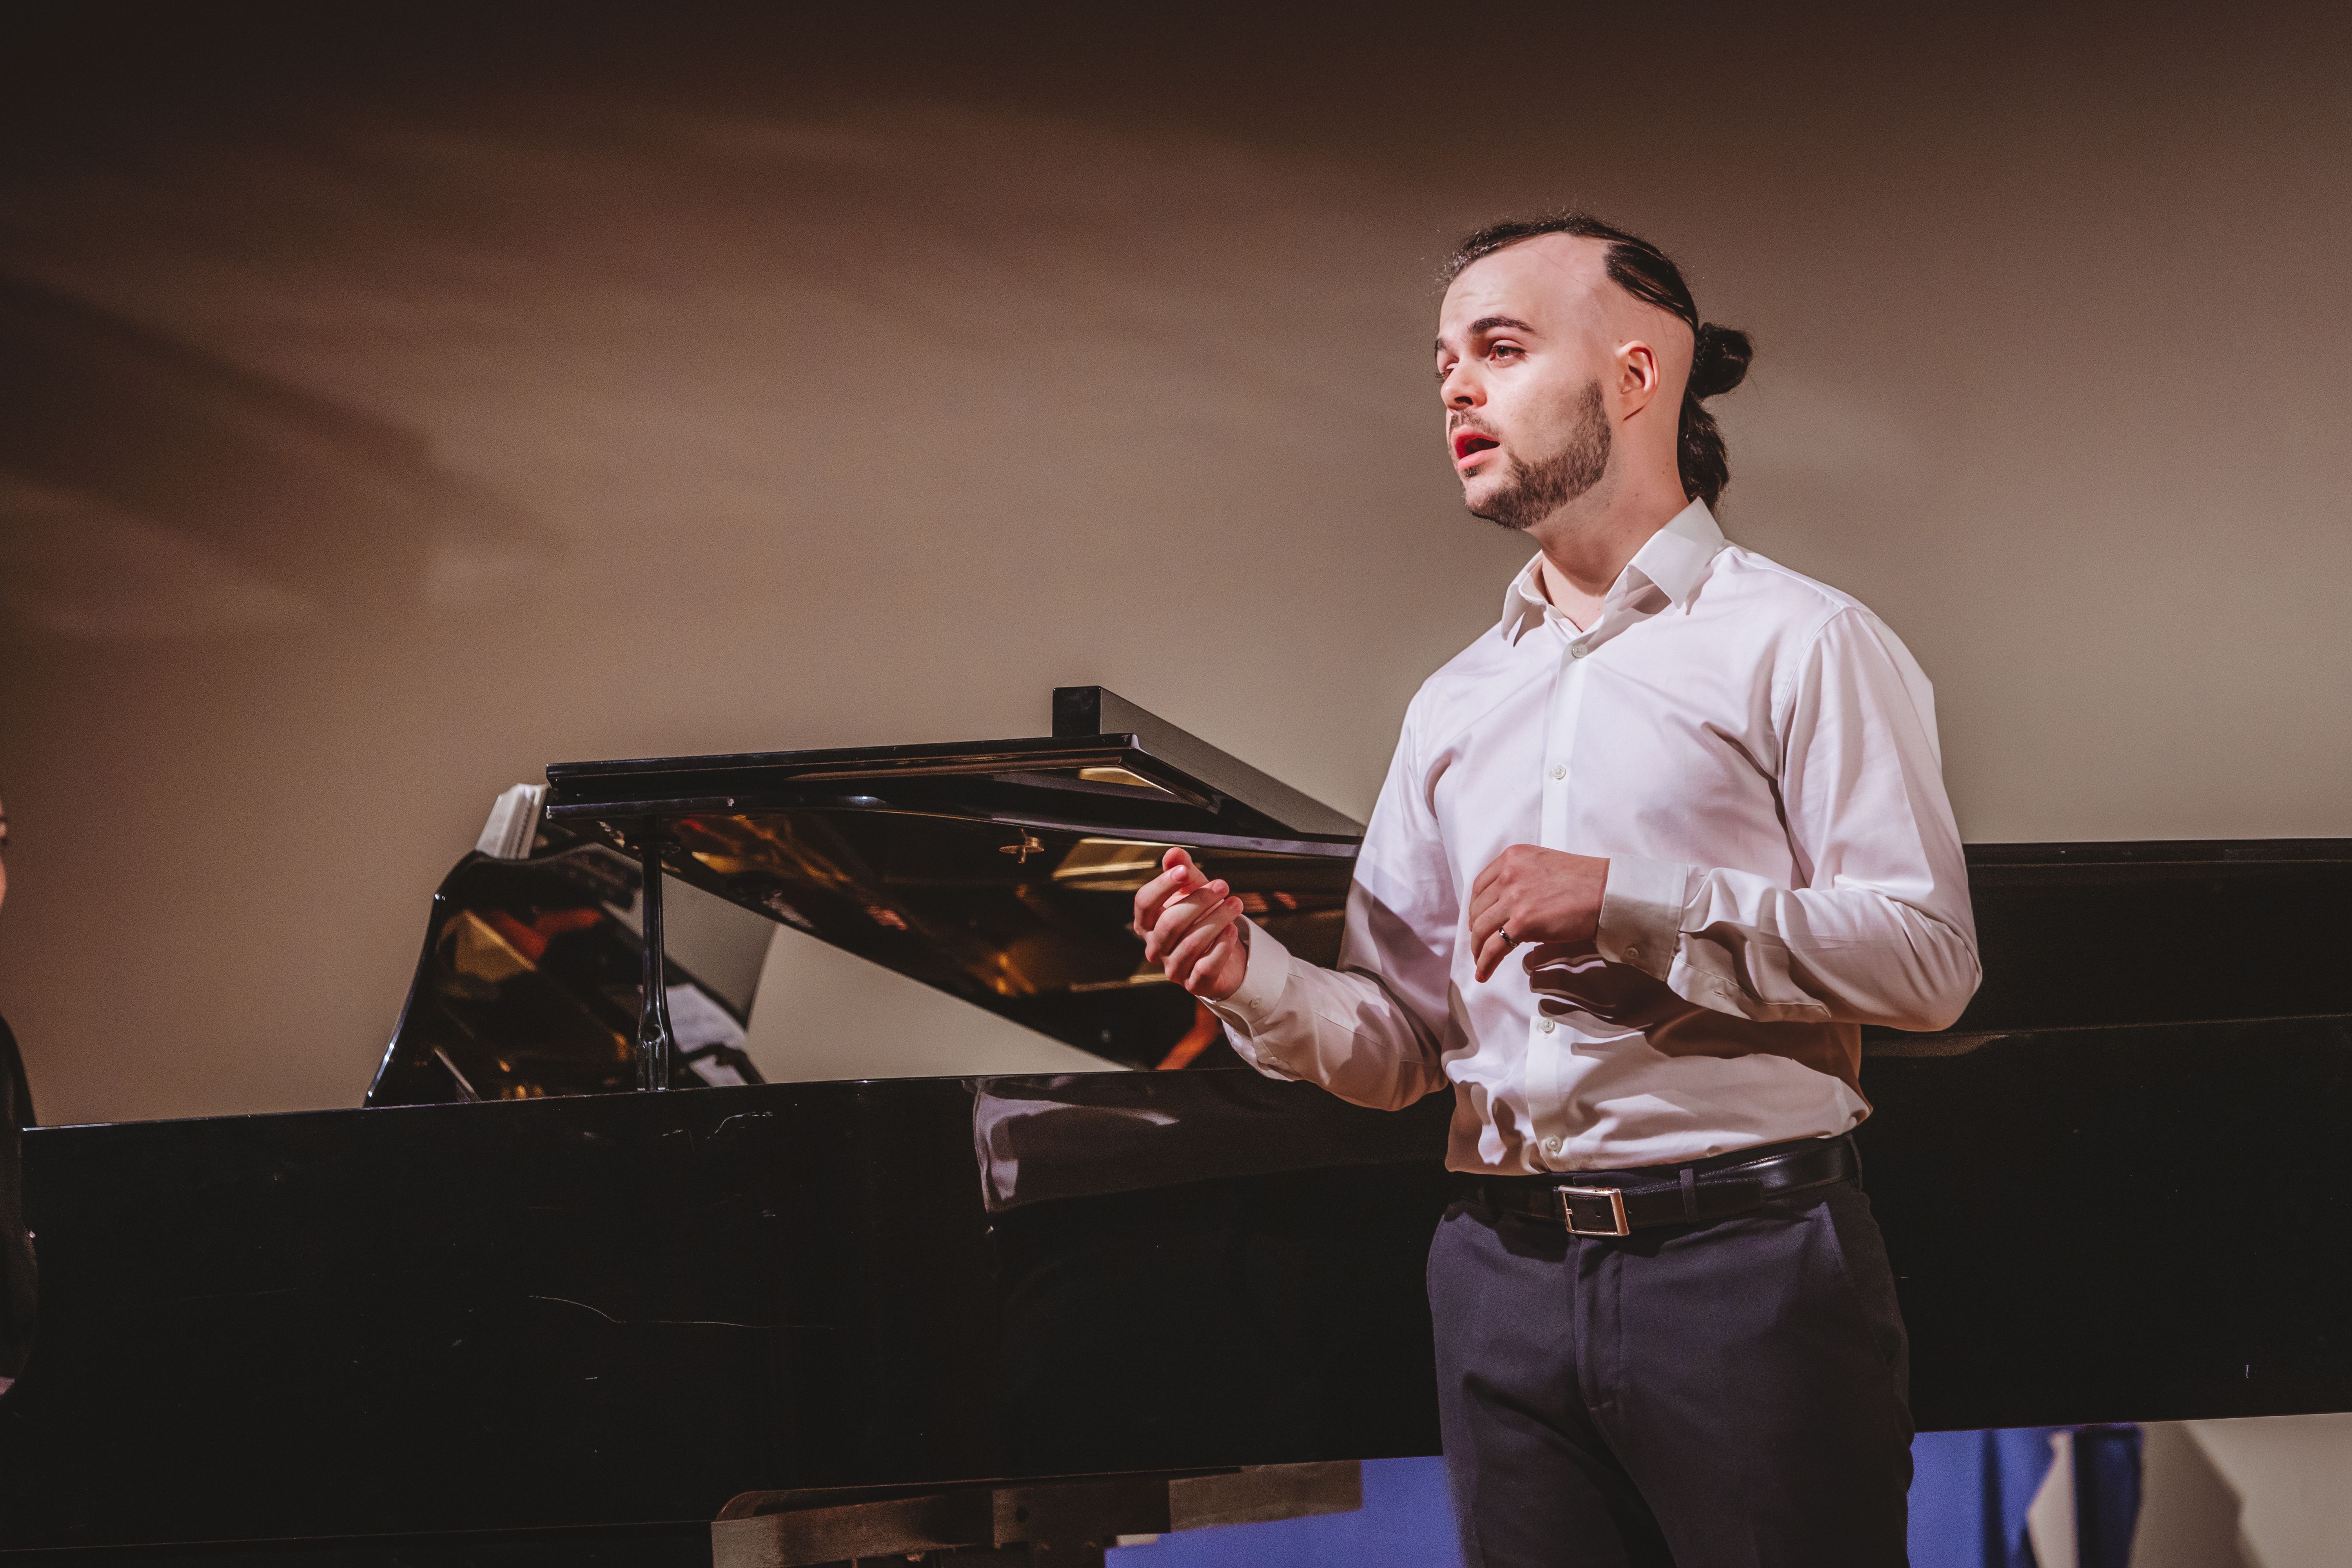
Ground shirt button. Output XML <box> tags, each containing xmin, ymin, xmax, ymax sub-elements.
<box><xmin>1550</xmin><ymin>764</ymin><xmax>1567</xmax><ymax>781</ymax></box>
<box><xmin>1543</xmin><ymin>1136</ymin><xmax>1564</xmax><ymax>1155</ymax></box>
<box><xmin>1537</xmin><ymin>1017</ymin><xmax>1557</xmax><ymax>1034</ymax></box>
<box><xmin>1570</xmin><ymin>644</ymin><xmax>1590</xmax><ymax>659</ymax></box>
<box><xmin>1625</xmin><ymin>945</ymin><xmax>1640</xmax><ymax>961</ymax></box>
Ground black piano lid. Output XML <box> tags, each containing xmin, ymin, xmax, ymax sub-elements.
<box><xmin>545</xmin><ymin>686</ymin><xmax>1361</xmax><ymax>848</ymax></box>
<box><xmin>540</xmin><ymin>684</ymin><xmax>2352</xmax><ymax>1061</ymax></box>
<box><xmin>541</xmin><ymin>688</ymin><xmax>1362</xmax><ymax>1065</ymax></box>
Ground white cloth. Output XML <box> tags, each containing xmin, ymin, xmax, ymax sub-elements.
<box><xmin>1207</xmin><ymin>500</ymin><xmax>1980</xmax><ymax>1173</ymax></box>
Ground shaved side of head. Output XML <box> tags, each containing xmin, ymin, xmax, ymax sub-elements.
<box><xmin>1445</xmin><ymin>214</ymin><xmax>1752</xmax><ymax>509</ymax></box>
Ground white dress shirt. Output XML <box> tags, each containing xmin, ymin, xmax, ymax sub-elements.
<box><xmin>1207</xmin><ymin>500</ymin><xmax>1980</xmax><ymax>1173</ymax></box>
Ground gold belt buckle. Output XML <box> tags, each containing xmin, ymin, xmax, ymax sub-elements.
<box><xmin>1555</xmin><ymin>1184</ymin><xmax>1632</xmax><ymax>1237</ymax></box>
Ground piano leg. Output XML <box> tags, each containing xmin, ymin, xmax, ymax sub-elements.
<box><xmin>635</xmin><ymin>831</ymin><xmax>676</xmax><ymax>1092</ymax></box>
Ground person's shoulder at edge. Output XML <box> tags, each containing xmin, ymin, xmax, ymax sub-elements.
<box><xmin>1702</xmin><ymin>536</ymin><xmax>1908</xmax><ymax>645</ymax></box>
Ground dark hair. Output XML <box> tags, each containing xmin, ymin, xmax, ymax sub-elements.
<box><xmin>1445</xmin><ymin>214</ymin><xmax>1753</xmax><ymax>510</ymax></box>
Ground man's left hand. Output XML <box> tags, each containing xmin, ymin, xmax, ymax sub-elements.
<box><xmin>1468</xmin><ymin>846</ymin><xmax>1610</xmax><ymax>982</ymax></box>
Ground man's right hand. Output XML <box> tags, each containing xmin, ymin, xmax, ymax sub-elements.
<box><xmin>1132</xmin><ymin>847</ymin><xmax>1249</xmax><ymax>1002</ymax></box>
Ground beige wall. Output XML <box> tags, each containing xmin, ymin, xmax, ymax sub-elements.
<box><xmin>1</xmin><ymin>6</ymin><xmax>2348</xmax><ymax>1125</ymax></box>
<box><xmin>2132</xmin><ymin>1415</ymin><xmax>2352</xmax><ymax>1567</ymax></box>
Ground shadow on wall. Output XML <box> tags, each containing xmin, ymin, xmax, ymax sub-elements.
<box><xmin>0</xmin><ymin>277</ymin><xmax>555</xmax><ymax>640</ymax></box>
<box><xmin>2129</xmin><ymin>1423</ymin><xmax>2256</xmax><ymax>1568</ymax></box>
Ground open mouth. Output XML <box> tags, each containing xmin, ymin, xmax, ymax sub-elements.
<box><xmin>1452</xmin><ymin>429</ymin><xmax>1501</xmax><ymax>466</ymax></box>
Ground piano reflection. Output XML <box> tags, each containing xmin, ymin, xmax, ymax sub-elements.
<box><xmin>0</xmin><ymin>688</ymin><xmax>2345</xmax><ymax>1566</ymax></box>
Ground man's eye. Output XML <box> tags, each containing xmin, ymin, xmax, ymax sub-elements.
<box><xmin>1490</xmin><ymin>344</ymin><xmax>1522</xmax><ymax>361</ymax></box>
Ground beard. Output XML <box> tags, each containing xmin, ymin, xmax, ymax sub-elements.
<box><xmin>1466</xmin><ymin>379</ymin><xmax>1611</xmax><ymax>533</ymax></box>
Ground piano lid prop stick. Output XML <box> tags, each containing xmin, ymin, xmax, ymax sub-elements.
<box><xmin>635</xmin><ymin>830</ymin><xmax>676</xmax><ymax>1092</ymax></box>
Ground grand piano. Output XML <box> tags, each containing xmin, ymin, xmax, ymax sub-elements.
<box><xmin>0</xmin><ymin>688</ymin><xmax>2345</xmax><ymax>1565</ymax></box>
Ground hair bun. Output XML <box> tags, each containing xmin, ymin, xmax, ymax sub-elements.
<box><xmin>1690</xmin><ymin>323</ymin><xmax>1753</xmax><ymax>399</ymax></box>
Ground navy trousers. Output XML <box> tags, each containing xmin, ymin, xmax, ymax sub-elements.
<box><xmin>1427</xmin><ymin>1177</ymin><xmax>1914</xmax><ymax>1568</ymax></box>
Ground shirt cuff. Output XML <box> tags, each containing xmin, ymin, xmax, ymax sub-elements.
<box><xmin>1595</xmin><ymin>855</ymin><xmax>1693</xmax><ymax>981</ymax></box>
<box><xmin>1203</xmin><ymin>917</ymin><xmax>1292</xmax><ymax>1032</ymax></box>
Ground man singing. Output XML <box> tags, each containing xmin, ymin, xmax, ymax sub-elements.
<box><xmin>1134</xmin><ymin>214</ymin><xmax>1979</xmax><ymax>1565</ymax></box>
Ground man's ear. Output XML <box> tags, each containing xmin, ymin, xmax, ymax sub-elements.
<box><xmin>1615</xmin><ymin>340</ymin><xmax>1662</xmax><ymax>419</ymax></box>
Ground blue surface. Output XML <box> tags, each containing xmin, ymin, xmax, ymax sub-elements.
<box><xmin>1110</xmin><ymin>1428</ymin><xmax>2139</xmax><ymax>1566</ymax></box>
<box><xmin>1908</xmin><ymin>1426</ymin><xmax>2144</xmax><ymax>1568</ymax></box>
<box><xmin>1909</xmin><ymin>1427</ymin><xmax>2061</xmax><ymax>1568</ymax></box>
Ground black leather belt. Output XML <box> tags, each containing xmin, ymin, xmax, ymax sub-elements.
<box><xmin>1450</xmin><ymin>1135</ymin><xmax>1857</xmax><ymax>1237</ymax></box>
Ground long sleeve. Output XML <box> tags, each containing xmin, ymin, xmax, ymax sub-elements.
<box><xmin>1592</xmin><ymin>607</ymin><xmax>1981</xmax><ymax>1032</ymax></box>
<box><xmin>1203</xmin><ymin>701</ymin><xmax>1454</xmax><ymax>1111</ymax></box>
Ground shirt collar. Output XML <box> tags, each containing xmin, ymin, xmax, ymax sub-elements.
<box><xmin>1497</xmin><ymin>499</ymin><xmax>1726</xmax><ymax>644</ymax></box>
<box><xmin>1627</xmin><ymin>498</ymin><xmax>1726</xmax><ymax>608</ymax></box>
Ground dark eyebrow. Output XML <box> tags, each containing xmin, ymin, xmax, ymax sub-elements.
<box><xmin>1435</xmin><ymin>315</ymin><xmax>1540</xmax><ymax>352</ymax></box>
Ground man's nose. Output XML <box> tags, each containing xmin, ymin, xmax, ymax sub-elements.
<box><xmin>1442</xmin><ymin>364</ymin><xmax>1481</xmax><ymax>408</ymax></box>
